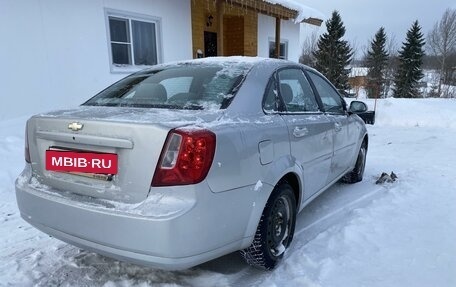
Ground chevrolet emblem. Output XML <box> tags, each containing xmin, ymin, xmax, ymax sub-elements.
<box><xmin>68</xmin><ymin>122</ymin><xmax>83</xmax><ymax>131</ymax></box>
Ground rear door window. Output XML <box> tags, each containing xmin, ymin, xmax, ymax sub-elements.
<box><xmin>277</xmin><ymin>69</ymin><xmax>320</xmax><ymax>113</ymax></box>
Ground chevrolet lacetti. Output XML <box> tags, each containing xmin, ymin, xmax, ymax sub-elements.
<box><xmin>15</xmin><ymin>57</ymin><xmax>368</xmax><ymax>270</ymax></box>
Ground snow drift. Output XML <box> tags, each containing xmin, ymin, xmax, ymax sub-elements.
<box><xmin>1</xmin><ymin>99</ymin><xmax>455</xmax><ymax>286</ymax></box>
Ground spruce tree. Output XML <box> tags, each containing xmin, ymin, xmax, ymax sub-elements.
<box><xmin>314</xmin><ymin>11</ymin><xmax>353</xmax><ymax>90</ymax></box>
<box><xmin>365</xmin><ymin>27</ymin><xmax>389</xmax><ymax>98</ymax></box>
<box><xmin>393</xmin><ymin>21</ymin><xmax>426</xmax><ymax>98</ymax></box>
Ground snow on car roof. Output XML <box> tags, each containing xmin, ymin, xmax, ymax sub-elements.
<box><xmin>159</xmin><ymin>56</ymin><xmax>271</xmax><ymax>67</ymax></box>
<box><xmin>263</xmin><ymin>0</ymin><xmax>325</xmax><ymax>23</ymax></box>
<box><xmin>186</xmin><ymin>56</ymin><xmax>269</xmax><ymax>64</ymax></box>
<box><xmin>144</xmin><ymin>56</ymin><xmax>282</xmax><ymax>72</ymax></box>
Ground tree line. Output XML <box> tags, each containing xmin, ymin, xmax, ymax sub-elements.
<box><xmin>300</xmin><ymin>9</ymin><xmax>456</xmax><ymax>98</ymax></box>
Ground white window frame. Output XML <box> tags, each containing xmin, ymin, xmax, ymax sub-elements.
<box><xmin>105</xmin><ymin>8</ymin><xmax>163</xmax><ymax>74</ymax></box>
<box><xmin>268</xmin><ymin>38</ymin><xmax>288</xmax><ymax>60</ymax></box>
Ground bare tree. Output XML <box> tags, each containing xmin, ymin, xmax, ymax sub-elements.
<box><xmin>427</xmin><ymin>8</ymin><xmax>456</xmax><ymax>96</ymax></box>
<box><xmin>350</xmin><ymin>39</ymin><xmax>366</xmax><ymax>66</ymax></box>
<box><xmin>299</xmin><ymin>30</ymin><xmax>319</xmax><ymax>66</ymax></box>
<box><xmin>383</xmin><ymin>34</ymin><xmax>399</xmax><ymax>97</ymax></box>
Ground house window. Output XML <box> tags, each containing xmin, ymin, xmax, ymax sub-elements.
<box><xmin>269</xmin><ymin>40</ymin><xmax>288</xmax><ymax>60</ymax></box>
<box><xmin>106</xmin><ymin>10</ymin><xmax>161</xmax><ymax>72</ymax></box>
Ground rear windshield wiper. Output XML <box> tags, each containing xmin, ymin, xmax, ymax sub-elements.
<box><xmin>182</xmin><ymin>104</ymin><xmax>204</xmax><ymax>110</ymax></box>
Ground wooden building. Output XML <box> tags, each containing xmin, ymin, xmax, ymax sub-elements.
<box><xmin>191</xmin><ymin>0</ymin><xmax>323</xmax><ymax>59</ymax></box>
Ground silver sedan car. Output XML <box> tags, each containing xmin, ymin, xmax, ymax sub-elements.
<box><xmin>16</xmin><ymin>57</ymin><xmax>368</xmax><ymax>270</ymax></box>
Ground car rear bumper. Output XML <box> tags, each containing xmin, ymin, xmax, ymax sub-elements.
<box><xmin>15</xmin><ymin>166</ymin><xmax>264</xmax><ymax>270</ymax></box>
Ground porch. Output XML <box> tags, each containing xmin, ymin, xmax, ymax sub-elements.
<box><xmin>190</xmin><ymin>0</ymin><xmax>323</xmax><ymax>59</ymax></box>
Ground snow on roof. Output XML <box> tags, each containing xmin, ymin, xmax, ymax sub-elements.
<box><xmin>350</xmin><ymin>67</ymin><xmax>369</xmax><ymax>77</ymax></box>
<box><xmin>262</xmin><ymin>0</ymin><xmax>325</xmax><ymax>23</ymax></box>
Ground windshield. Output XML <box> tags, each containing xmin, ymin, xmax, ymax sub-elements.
<box><xmin>83</xmin><ymin>63</ymin><xmax>252</xmax><ymax>110</ymax></box>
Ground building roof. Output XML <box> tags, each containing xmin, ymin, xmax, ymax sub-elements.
<box><xmin>349</xmin><ymin>67</ymin><xmax>369</xmax><ymax>78</ymax></box>
<box><xmin>229</xmin><ymin>0</ymin><xmax>324</xmax><ymax>26</ymax></box>
<box><xmin>263</xmin><ymin>0</ymin><xmax>325</xmax><ymax>23</ymax></box>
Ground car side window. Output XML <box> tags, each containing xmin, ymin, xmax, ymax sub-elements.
<box><xmin>307</xmin><ymin>71</ymin><xmax>344</xmax><ymax>114</ymax></box>
<box><xmin>278</xmin><ymin>69</ymin><xmax>320</xmax><ymax>113</ymax></box>
<box><xmin>263</xmin><ymin>77</ymin><xmax>279</xmax><ymax>113</ymax></box>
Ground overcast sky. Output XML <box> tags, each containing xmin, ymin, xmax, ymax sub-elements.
<box><xmin>299</xmin><ymin>0</ymin><xmax>456</xmax><ymax>58</ymax></box>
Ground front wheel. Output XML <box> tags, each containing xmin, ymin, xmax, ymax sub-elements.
<box><xmin>342</xmin><ymin>142</ymin><xmax>367</xmax><ymax>183</ymax></box>
<box><xmin>240</xmin><ymin>182</ymin><xmax>297</xmax><ymax>270</ymax></box>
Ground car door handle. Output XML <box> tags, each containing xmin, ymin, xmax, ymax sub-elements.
<box><xmin>334</xmin><ymin>122</ymin><xmax>342</xmax><ymax>132</ymax></box>
<box><xmin>293</xmin><ymin>126</ymin><xmax>308</xmax><ymax>138</ymax></box>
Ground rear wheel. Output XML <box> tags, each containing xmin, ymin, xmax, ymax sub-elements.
<box><xmin>342</xmin><ymin>142</ymin><xmax>367</xmax><ymax>183</ymax></box>
<box><xmin>240</xmin><ymin>182</ymin><xmax>297</xmax><ymax>270</ymax></box>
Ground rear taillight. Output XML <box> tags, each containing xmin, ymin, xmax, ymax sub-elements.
<box><xmin>25</xmin><ymin>124</ymin><xmax>31</xmax><ymax>163</ymax></box>
<box><xmin>152</xmin><ymin>128</ymin><xmax>216</xmax><ymax>186</ymax></box>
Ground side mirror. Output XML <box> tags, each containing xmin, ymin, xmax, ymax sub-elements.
<box><xmin>349</xmin><ymin>101</ymin><xmax>368</xmax><ymax>113</ymax></box>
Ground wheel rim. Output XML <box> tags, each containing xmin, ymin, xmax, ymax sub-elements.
<box><xmin>267</xmin><ymin>195</ymin><xmax>291</xmax><ymax>257</ymax></box>
<box><xmin>357</xmin><ymin>146</ymin><xmax>366</xmax><ymax>176</ymax></box>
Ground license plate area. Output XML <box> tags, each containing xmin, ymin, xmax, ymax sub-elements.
<box><xmin>45</xmin><ymin>147</ymin><xmax>118</xmax><ymax>180</ymax></box>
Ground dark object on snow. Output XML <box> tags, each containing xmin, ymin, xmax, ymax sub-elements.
<box><xmin>348</xmin><ymin>101</ymin><xmax>376</xmax><ymax>125</ymax></box>
<box><xmin>390</xmin><ymin>172</ymin><xmax>398</xmax><ymax>181</ymax></box>
<box><xmin>376</xmin><ymin>172</ymin><xmax>398</xmax><ymax>184</ymax></box>
<box><xmin>356</xmin><ymin>110</ymin><xmax>375</xmax><ymax>125</ymax></box>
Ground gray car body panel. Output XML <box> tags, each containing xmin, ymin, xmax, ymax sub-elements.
<box><xmin>16</xmin><ymin>57</ymin><xmax>368</xmax><ymax>270</ymax></box>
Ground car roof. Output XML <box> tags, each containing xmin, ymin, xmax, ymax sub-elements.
<box><xmin>138</xmin><ymin>56</ymin><xmax>309</xmax><ymax>73</ymax></box>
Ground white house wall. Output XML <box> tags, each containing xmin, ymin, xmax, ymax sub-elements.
<box><xmin>257</xmin><ymin>14</ymin><xmax>301</xmax><ymax>63</ymax></box>
<box><xmin>0</xmin><ymin>0</ymin><xmax>192</xmax><ymax>120</ymax></box>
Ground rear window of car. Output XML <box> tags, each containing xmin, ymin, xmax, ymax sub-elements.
<box><xmin>83</xmin><ymin>63</ymin><xmax>252</xmax><ymax>110</ymax></box>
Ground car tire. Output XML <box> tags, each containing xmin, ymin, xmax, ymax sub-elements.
<box><xmin>342</xmin><ymin>142</ymin><xmax>367</xmax><ymax>184</ymax></box>
<box><xmin>240</xmin><ymin>182</ymin><xmax>297</xmax><ymax>270</ymax></box>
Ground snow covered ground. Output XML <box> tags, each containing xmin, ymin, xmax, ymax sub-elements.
<box><xmin>1</xmin><ymin>98</ymin><xmax>456</xmax><ymax>286</ymax></box>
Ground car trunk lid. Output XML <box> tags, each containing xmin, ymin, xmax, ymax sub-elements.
<box><xmin>27</xmin><ymin>106</ymin><xmax>222</xmax><ymax>203</ymax></box>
